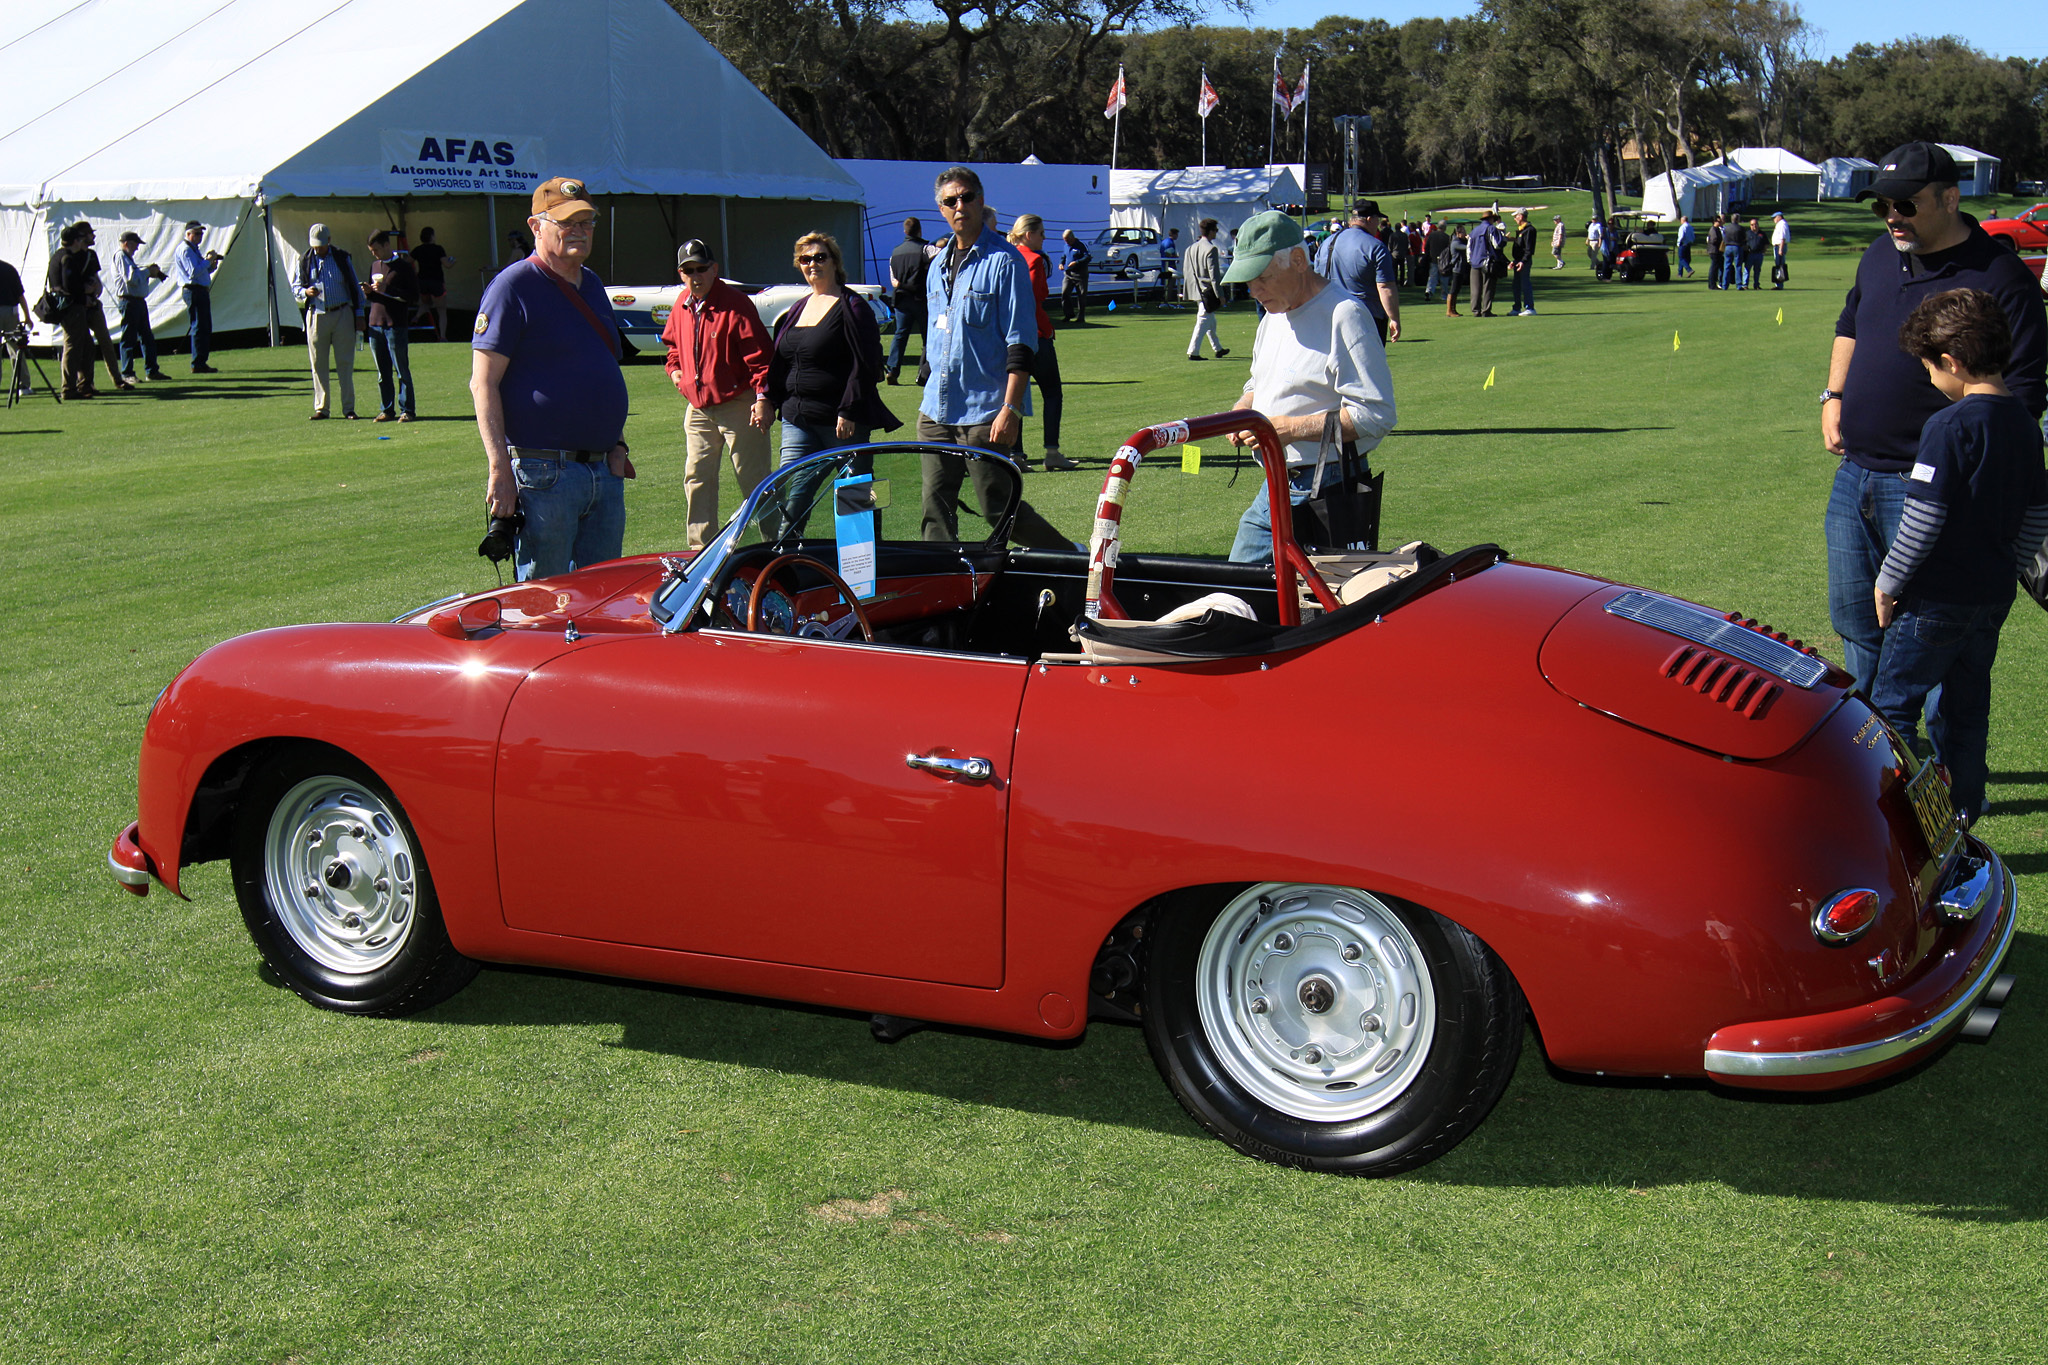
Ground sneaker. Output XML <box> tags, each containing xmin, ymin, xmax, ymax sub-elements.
<box><xmin>145</xmin><ymin>370</ymin><xmax>169</xmax><ymax>381</ymax></box>
<box><xmin>1214</xmin><ymin>347</ymin><xmax>1230</xmax><ymax>358</ymax></box>
<box><xmin>309</xmin><ymin>409</ymin><xmax>329</xmax><ymax>420</ymax></box>
<box><xmin>1186</xmin><ymin>353</ymin><xmax>1206</xmax><ymax>361</ymax></box>
<box><xmin>190</xmin><ymin>363</ymin><xmax>217</xmax><ymax>374</ymax></box>
<box><xmin>374</xmin><ymin>412</ymin><xmax>394</xmax><ymax>422</ymax></box>
<box><xmin>398</xmin><ymin>413</ymin><xmax>416</xmax><ymax>423</ymax></box>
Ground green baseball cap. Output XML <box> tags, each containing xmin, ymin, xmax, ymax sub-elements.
<box><xmin>1222</xmin><ymin>211</ymin><xmax>1306</xmax><ymax>284</ymax></box>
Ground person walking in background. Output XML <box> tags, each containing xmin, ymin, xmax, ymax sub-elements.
<box><xmin>1060</xmin><ymin>229</ymin><xmax>1091</xmax><ymax>323</ymax></box>
<box><xmin>171</xmin><ymin>221</ymin><xmax>220</xmax><ymax>373</ymax></box>
<box><xmin>363</xmin><ymin>230</ymin><xmax>418</xmax><ymax>422</ymax></box>
<box><xmin>662</xmin><ymin>237</ymin><xmax>772</xmax><ymax>551</ymax></box>
<box><xmin>410</xmin><ymin>227</ymin><xmax>453</xmax><ymax>341</ymax></box>
<box><xmin>1317</xmin><ymin>201</ymin><xmax>1400</xmax><ymax>343</ymax></box>
<box><xmin>48</xmin><ymin>222</ymin><xmax>133</xmax><ymax>398</ymax></box>
<box><xmin>471</xmin><ymin>176</ymin><xmax>633</xmax><ymax>582</ymax></box>
<box><xmin>1550</xmin><ymin>215</ymin><xmax>1566</xmax><ymax>268</ymax></box>
<box><xmin>1508</xmin><ymin>209</ymin><xmax>1537</xmax><ymax>316</ymax></box>
<box><xmin>1183</xmin><ymin>216</ymin><xmax>1230</xmax><ymax>366</ymax></box>
<box><xmin>110</xmin><ymin>231</ymin><xmax>167</xmax><ymax>382</ymax></box>
<box><xmin>1217</xmin><ymin>211</ymin><xmax>1395</xmax><ymax>564</ymax></box>
<box><xmin>292</xmin><ymin>223</ymin><xmax>363</xmax><ymax>419</ymax></box>
<box><xmin>1723</xmin><ymin>216</ymin><xmax>1747</xmax><ymax>292</ymax></box>
<box><xmin>1706</xmin><ymin>215</ymin><xmax>1726</xmax><ymax>289</ymax></box>
<box><xmin>1871</xmin><ymin>288</ymin><xmax>2048</xmax><ymax>826</ymax></box>
<box><xmin>1008</xmin><ymin>214</ymin><xmax>1079</xmax><ymax>471</ymax></box>
<box><xmin>885</xmin><ymin>217</ymin><xmax>930</xmax><ymax>385</ymax></box>
<box><xmin>1467</xmin><ymin>212</ymin><xmax>1503</xmax><ymax>318</ymax></box>
<box><xmin>764</xmin><ymin>231</ymin><xmax>899</xmax><ymax>514</ymax></box>
<box><xmin>1769</xmin><ymin>212</ymin><xmax>1790</xmax><ymax>289</ymax></box>
<box><xmin>1585</xmin><ymin>216</ymin><xmax>1605</xmax><ymax>275</ymax></box>
<box><xmin>1675</xmin><ymin>216</ymin><xmax>1695</xmax><ymax>278</ymax></box>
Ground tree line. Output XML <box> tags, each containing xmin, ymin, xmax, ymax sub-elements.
<box><xmin>667</xmin><ymin>0</ymin><xmax>2045</xmax><ymax>193</ymax></box>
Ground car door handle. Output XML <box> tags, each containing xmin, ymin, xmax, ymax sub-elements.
<box><xmin>906</xmin><ymin>753</ymin><xmax>994</xmax><ymax>784</ymax></box>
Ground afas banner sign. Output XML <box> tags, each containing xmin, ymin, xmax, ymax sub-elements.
<box><xmin>381</xmin><ymin>130</ymin><xmax>547</xmax><ymax>193</ymax></box>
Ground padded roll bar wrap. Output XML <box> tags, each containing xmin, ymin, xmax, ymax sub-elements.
<box><xmin>1084</xmin><ymin>412</ymin><xmax>1337</xmax><ymax>626</ymax></box>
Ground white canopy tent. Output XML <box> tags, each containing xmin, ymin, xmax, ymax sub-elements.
<box><xmin>1820</xmin><ymin>157</ymin><xmax>1878</xmax><ymax>199</ymax></box>
<box><xmin>1704</xmin><ymin>148</ymin><xmax>1822</xmax><ymax>201</ymax></box>
<box><xmin>0</xmin><ymin>0</ymin><xmax>864</xmax><ymax>345</ymax></box>
<box><xmin>1640</xmin><ymin>164</ymin><xmax>1750</xmax><ymax>221</ymax></box>
<box><xmin>1110</xmin><ymin>167</ymin><xmax>1306</xmax><ymax>244</ymax></box>
<box><xmin>836</xmin><ymin>160</ymin><xmax>1111</xmax><ymax>290</ymax></box>
<box><xmin>1938</xmin><ymin>144</ymin><xmax>2002</xmax><ymax>196</ymax></box>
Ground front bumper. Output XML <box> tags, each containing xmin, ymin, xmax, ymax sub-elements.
<box><xmin>108</xmin><ymin>820</ymin><xmax>154</xmax><ymax>895</ymax></box>
<box><xmin>1703</xmin><ymin>840</ymin><xmax>2016</xmax><ymax>1088</ymax></box>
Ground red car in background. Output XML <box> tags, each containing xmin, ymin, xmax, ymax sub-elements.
<box><xmin>109</xmin><ymin>412</ymin><xmax>2019</xmax><ymax>1176</ymax></box>
<box><xmin>1984</xmin><ymin>203</ymin><xmax>2048</xmax><ymax>284</ymax></box>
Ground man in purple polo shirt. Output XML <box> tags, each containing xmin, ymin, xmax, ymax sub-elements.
<box><xmin>470</xmin><ymin>176</ymin><xmax>633</xmax><ymax>582</ymax></box>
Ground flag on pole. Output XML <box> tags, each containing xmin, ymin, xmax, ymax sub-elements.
<box><xmin>1183</xmin><ymin>445</ymin><xmax>1203</xmax><ymax>474</ymax></box>
<box><xmin>1272</xmin><ymin>63</ymin><xmax>1293</xmax><ymax>112</ymax></box>
<box><xmin>1483</xmin><ymin>366</ymin><xmax>1496</xmax><ymax>390</ymax></box>
<box><xmin>1198</xmin><ymin>70</ymin><xmax>1220</xmax><ymax>119</ymax></box>
<box><xmin>1673</xmin><ymin>330</ymin><xmax>1681</xmax><ymax>352</ymax></box>
<box><xmin>1289</xmin><ymin>62</ymin><xmax>1311</xmax><ymax>114</ymax></box>
<box><xmin>1776</xmin><ymin>307</ymin><xmax>1784</xmax><ymax>325</ymax></box>
<box><xmin>1105</xmin><ymin>66</ymin><xmax>1127</xmax><ymax>119</ymax></box>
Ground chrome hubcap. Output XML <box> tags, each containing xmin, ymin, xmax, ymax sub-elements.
<box><xmin>262</xmin><ymin>776</ymin><xmax>418</xmax><ymax>974</ymax></box>
<box><xmin>1196</xmin><ymin>883</ymin><xmax>1435</xmax><ymax>1122</ymax></box>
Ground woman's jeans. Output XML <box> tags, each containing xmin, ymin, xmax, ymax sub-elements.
<box><xmin>777</xmin><ymin>420</ymin><xmax>870</xmax><ymax>535</ymax></box>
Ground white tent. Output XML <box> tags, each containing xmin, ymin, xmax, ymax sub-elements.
<box><xmin>1938</xmin><ymin>144</ymin><xmax>2002</xmax><ymax>196</ymax></box>
<box><xmin>836</xmin><ymin>160</ymin><xmax>1111</xmax><ymax>289</ymax></box>
<box><xmin>1641</xmin><ymin>163</ymin><xmax>1750</xmax><ymax>221</ymax></box>
<box><xmin>1820</xmin><ymin>157</ymin><xmax>1878</xmax><ymax>199</ymax></box>
<box><xmin>1110</xmin><ymin>167</ymin><xmax>1306</xmax><ymax>243</ymax></box>
<box><xmin>0</xmin><ymin>0</ymin><xmax>864</xmax><ymax>346</ymax></box>
<box><xmin>1706</xmin><ymin>147</ymin><xmax>1822</xmax><ymax>201</ymax></box>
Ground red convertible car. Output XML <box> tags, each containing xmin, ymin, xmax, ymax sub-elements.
<box><xmin>109</xmin><ymin>412</ymin><xmax>2017</xmax><ymax>1175</ymax></box>
<box><xmin>1984</xmin><ymin>204</ymin><xmax>2048</xmax><ymax>284</ymax></box>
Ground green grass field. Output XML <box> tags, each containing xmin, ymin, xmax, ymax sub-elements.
<box><xmin>4</xmin><ymin>194</ymin><xmax>2047</xmax><ymax>1362</ymax></box>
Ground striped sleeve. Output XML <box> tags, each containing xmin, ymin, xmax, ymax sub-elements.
<box><xmin>2011</xmin><ymin>499</ymin><xmax>2048</xmax><ymax>575</ymax></box>
<box><xmin>1875</xmin><ymin>499</ymin><xmax>1948</xmax><ymax>598</ymax></box>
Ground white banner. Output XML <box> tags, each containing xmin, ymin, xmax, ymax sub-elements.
<box><xmin>380</xmin><ymin>130</ymin><xmax>548</xmax><ymax>194</ymax></box>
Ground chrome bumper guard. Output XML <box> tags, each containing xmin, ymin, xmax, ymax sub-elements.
<box><xmin>107</xmin><ymin>846</ymin><xmax>152</xmax><ymax>887</ymax></box>
<box><xmin>1704</xmin><ymin>849</ymin><xmax>2016</xmax><ymax>1078</ymax></box>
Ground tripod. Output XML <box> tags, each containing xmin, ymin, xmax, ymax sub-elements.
<box><xmin>4</xmin><ymin>327</ymin><xmax>60</xmax><ymax>408</ymax></box>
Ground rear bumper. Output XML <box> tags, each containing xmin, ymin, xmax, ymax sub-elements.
<box><xmin>107</xmin><ymin>820</ymin><xmax>154</xmax><ymax>895</ymax></box>
<box><xmin>1703</xmin><ymin>840</ymin><xmax>2015</xmax><ymax>1088</ymax></box>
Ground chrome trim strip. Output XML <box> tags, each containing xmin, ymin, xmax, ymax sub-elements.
<box><xmin>1605</xmin><ymin>591</ymin><xmax>1829</xmax><ymax>689</ymax></box>
<box><xmin>392</xmin><ymin>592</ymin><xmax>465</xmax><ymax>624</ymax></box>
<box><xmin>1705</xmin><ymin>855</ymin><xmax>2016</xmax><ymax>1077</ymax></box>
<box><xmin>106</xmin><ymin>847</ymin><xmax>151</xmax><ymax>887</ymax></box>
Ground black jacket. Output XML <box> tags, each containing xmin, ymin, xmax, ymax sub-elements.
<box><xmin>294</xmin><ymin>246</ymin><xmax>363</xmax><ymax>313</ymax></box>
<box><xmin>765</xmin><ymin>291</ymin><xmax>902</xmax><ymax>433</ymax></box>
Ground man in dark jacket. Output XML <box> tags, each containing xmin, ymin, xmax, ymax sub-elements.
<box><xmin>47</xmin><ymin>222</ymin><xmax>132</xmax><ymax>398</ymax></box>
<box><xmin>1060</xmin><ymin>230</ymin><xmax>1091</xmax><ymax>322</ymax></box>
<box><xmin>291</xmin><ymin>223</ymin><xmax>365</xmax><ymax>418</ymax></box>
<box><xmin>1508</xmin><ymin>209</ymin><xmax>1537</xmax><ymax>315</ymax></box>
<box><xmin>885</xmin><ymin>217</ymin><xmax>929</xmax><ymax>385</ymax></box>
<box><xmin>1820</xmin><ymin>141</ymin><xmax>2048</xmax><ymax>697</ymax></box>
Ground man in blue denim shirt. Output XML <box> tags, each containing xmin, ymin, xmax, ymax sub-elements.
<box><xmin>918</xmin><ymin>166</ymin><xmax>1069</xmax><ymax>548</ymax></box>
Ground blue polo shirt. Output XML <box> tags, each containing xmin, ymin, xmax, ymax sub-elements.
<box><xmin>921</xmin><ymin>228</ymin><xmax>1034</xmax><ymax>426</ymax></box>
<box><xmin>1317</xmin><ymin>226</ymin><xmax>1394</xmax><ymax>320</ymax></box>
<box><xmin>473</xmin><ymin>258</ymin><xmax>630</xmax><ymax>452</ymax></box>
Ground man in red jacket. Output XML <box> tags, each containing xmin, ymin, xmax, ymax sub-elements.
<box><xmin>662</xmin><ymin>238</ymin><xmax>772</xmax><ymax>549</ymax></box>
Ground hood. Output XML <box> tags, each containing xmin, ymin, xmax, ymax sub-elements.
<box><xmin>1540</xmin><ymin>586</ymin><xmax>1850</xmax><ymax>761</ymax></box>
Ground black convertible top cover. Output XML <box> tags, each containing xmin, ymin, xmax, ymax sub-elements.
<box><xmin>1074</xmin><ymin>544</ymin><xmax>1508</xmax><ymax>660</ymax></box>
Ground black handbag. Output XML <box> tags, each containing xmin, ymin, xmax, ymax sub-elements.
<box><xmin>2021</xmin><ymin>540</ymin><xmax>2048</xmax><ymax>613</ymax></box>
<box><xmin>1290</xmin><ymin>412</ymin><xmax>1383</xmax><ymax>552</ymax></box>
<box><xmin>32</xmin><ymin>291</ymin><xmax>63</xmax><ymax>324</ymax></box>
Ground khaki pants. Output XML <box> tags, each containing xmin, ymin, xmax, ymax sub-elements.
<box><xmin>306</xmin><ymin>307</ymin><xmax>356</xmax><ymax>414</ymax></box>
<box><xmin>683</xmin><ymin>396</ymin><xmax>770</xmax><ymax>549</ymax></box>
<box><xmin>916</xmin><ymin>415</ymin><xmax>1071</xmax><ymax>550</ymax></box>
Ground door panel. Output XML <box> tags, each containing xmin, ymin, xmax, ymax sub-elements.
<box><xmin>495</xmin><ymin>632</ymin><xmax>1023</xmax><ymax>987</ymax></box>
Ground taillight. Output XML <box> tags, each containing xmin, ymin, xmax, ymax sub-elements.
<box><xmin>1813</xmin><ymin>889</ymin><xmax>1882</xmax><ymax>944</ymax></box>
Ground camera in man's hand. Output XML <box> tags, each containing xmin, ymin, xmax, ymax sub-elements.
<box><xmin>478</xmin><ymin>504</ymin><xmax>525</xmax><ymax>563</ymax></box>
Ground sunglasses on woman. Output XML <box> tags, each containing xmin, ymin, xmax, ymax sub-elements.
<box><xmin>797</xmin><ymin>253</ymin><xmax>833</xmax><ymax>265</ymax></box>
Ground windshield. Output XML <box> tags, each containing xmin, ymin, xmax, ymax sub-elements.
<box><xmin>650</xmin><ymin>443</ymin><xmax>1023</xmax><ymax>628</ymax></box>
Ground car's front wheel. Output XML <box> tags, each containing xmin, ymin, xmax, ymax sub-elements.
<box><xmin>230</xmin><ymin>743</ymin><xmax>479</xmax><ymax>1016</ymax></box>
<box><xmin>1142</xmin><ymin>883</ymin><xmax>1523</xmax><ymax>1174</ymax></box>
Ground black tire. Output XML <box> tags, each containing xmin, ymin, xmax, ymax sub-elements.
<box><xmin>1654</xmin><ymin>263</ymin><xmax>1670</xmax><ymax>282</ymax></box>
<box><xmin>1141</xmin><ymin>883</ymin><xmax>1524</xmax><ymax>1175</ymax></box>
<box><xmin>230</xmin><ymin>742</ymin><xmax>479</xmax><ymax>1016</ymax></box>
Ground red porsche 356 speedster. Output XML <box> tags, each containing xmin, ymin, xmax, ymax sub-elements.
<box><xmin>109</xmin><ymin>412</ymin><xmax>2017</xmax><ymax>1175</ymax></box>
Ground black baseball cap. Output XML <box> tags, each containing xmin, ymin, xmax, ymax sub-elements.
<box><xmin>1859</xmin><ymin>142</ymin><xmax>1959</xmax><ymax>202</ymax></box>
<box><xmin>677</xmin><ymin>238</ymin><xmax>714</xmax><ymax>269</ymax></box>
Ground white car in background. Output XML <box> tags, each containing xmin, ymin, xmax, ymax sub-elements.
<box><xmin>609</xmin><ymin>281</ymin><xmax>895</xmax><ymax>356</ymax></box>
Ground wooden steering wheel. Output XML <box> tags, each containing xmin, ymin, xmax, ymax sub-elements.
<box><xmin>746</xmin><ymin>553</ymin><xmax>876</xmax><ymax>643</ymax></box>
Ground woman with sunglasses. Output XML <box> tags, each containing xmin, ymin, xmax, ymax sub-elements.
<box><xmin>764</xmin><ymin>233</ymin><xmax>900</xmax><ymax>516</ymax></box>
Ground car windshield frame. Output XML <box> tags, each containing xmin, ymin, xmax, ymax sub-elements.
<box><xmin>650</xmin><ymin>442</ymin><xmax>1025</xmax><ymax>633</ymax></box>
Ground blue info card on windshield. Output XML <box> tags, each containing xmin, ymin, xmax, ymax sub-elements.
<box><xmin>834</xmin><ymin>475</ymin><xmax>877</xmax><ymax>600</ymax></box>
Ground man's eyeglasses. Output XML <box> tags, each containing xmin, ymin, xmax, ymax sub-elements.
<box><xmin>797</xmin><ymin>252</ymin><xmax>833</xmax><ymax>265</ymax></box>
<box><xmin>939</xmin><ymin>192</ymin><xmax>979</xmax><ymax>209</ymax></box>
<box><xmin>680</xmin><ymin>263</ymin><xmax>715</xmax><ymax>276</ymax></box>
<box><xmin>1870</xmin><ymin>195</ymin><xmax>1921</xmax><ymax>219</ymax></box>
<box><xmin>542</xmin><ymin>214</ymin><xmax>597</xmax><ymax>232</ymax></box>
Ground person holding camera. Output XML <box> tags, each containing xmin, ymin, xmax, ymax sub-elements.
<box><xmin>170</xmin><ymin>222</ymin><xmax>221</xmax><ymax>373</ymax></box>
<box><xmin>292</xmin><ymin>223</ymin><xmax>364</xmax><ymax>419</ymax></box>
<box><xmin>47</xmin><ymin>222</ymin><xmax>133</xmax><ymax>399</ymax></box>
<box><xmin>471</xmin><ymin>176</ymin><xmax>632</xmax><ymax>582</ymax></box>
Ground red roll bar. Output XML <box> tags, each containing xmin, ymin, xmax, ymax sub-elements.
<box><xmin>1083</xmin><ymin>410</ymin><xmax>1339</xmax><ymax>627</ymax></box>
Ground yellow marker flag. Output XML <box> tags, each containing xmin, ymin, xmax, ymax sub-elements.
<box><xmin>1483</xmin><ymin>366</ymin><xmax>1496</xmax><ymax>390</ymax></box>
<box><xmin>1776</xmin><ymin>307</ymin><xmax>1784</xmax><ymax>325</ymax></box>
<box><xmin>1182</xmin><ymin>444</ymin><xmax>1203</xmax><ymax>474</ymax></box>
<box><xmin>1673</xmin><ymin>330</ymin><xmax>1681</xmax><ymax>353</ymax></box>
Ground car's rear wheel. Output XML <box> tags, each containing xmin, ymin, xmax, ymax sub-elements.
<box><xmin>1142</xmin><ymin>883</ymin><xmax>1524</xmax><ymax>1174</ymax></box>
<box><xmin>230</xmin><ymin>743</ymin><xmax>478</xmax><ymax>1016</ymax></box>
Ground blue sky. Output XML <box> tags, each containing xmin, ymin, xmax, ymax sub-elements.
<box><xmin>1180</xmin><ymin>2</ymin><xmax>2044</xmax><ymax>63</ymax></box>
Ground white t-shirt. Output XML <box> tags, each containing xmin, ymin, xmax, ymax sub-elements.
<box><xmin>1241</xmin><ymin>279</ymin><xmax>1396</xmax><ymax>467</ymax></box>
<box><xmin>1771</xmin><ymin>217</ymin><xmax>1791</xmax><ymax>247</ymax></box>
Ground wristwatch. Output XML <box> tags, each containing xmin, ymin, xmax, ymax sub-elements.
<box><xmin>1818</xmin><ymin>388</ymin><xmax>1843</xmax><ymax>404</ymax></box>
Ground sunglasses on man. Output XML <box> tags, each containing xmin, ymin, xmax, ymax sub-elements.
<box><xmin>939</xmin><ymin>192</ymin><xmax>980</xmax><ymax>209</ymax></box>
<box><xmin>1869</xmin><ymin>193</ymin><xmax>1929</xmax><ymax>219</ymax></box>
<box><xmin>680</xmin><ymin>262</ymin><xmax>716</xmax><ymax>276</ymax></box>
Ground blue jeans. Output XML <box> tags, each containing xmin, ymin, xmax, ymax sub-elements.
<box><xmin>1723</xmin><ymin>246</ymin><xmax>1743</xmax><ymax>289</ymax></box>
<box><xmin>777</xmin><ymin>420</ymin><xmax>869</xmax><ymax>530</ymax></box>
<box><xmin>1510</xmin><ymin>264</ymin><xmax>1533</xmax><ymax>312</ymax></box>
<box><xmin>1230</xmin><ymin>464</ymin><xmax>1332</xmax><ymax>564</ymax></box>
<box><xmin>1677</xmin><ymin>244</ymin><xmax>1692</xmax><ymax>276</ymax></box>
<box><xmin>512</xmin><ymin>455</ymin><xmax>626</xmax><ymax>582</ymax></box>
<box><xmin>117</xmin><ymin>297</ymin><xmax>158</xmax><ymax>375</ymax></box>
<box><xmin>367</xmin><ymin>324</ymin><xmax>413</xmax><ymax>416</ymax></box>
<box><xmin>1871</xmin><ymin>597</ymin><xmax>2011</xmax><ymax>822</ymax></box>
<box><xmin>183</xmin><ymin>284</ymin><xmax>211</xmax><ymax>365</ymax></box>
<box><xmin>1825</xmin><ymin>460</ymin><xmax>1927</xmax><ymax>699</ymax></box>
<box><xmin>887</xmin><ymin>308</ymin><xmax>924</xmax><ymax>378</ymax></box>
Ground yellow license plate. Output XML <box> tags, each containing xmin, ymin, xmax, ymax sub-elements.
<box><xmin>1906</xmin><ymin>762</ymin><xmax>1960</xmax><ymax>859</ymax></box>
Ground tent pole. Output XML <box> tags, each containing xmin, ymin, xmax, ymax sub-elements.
<box><xmin>262</xmin><ymin>197</ymin><xmax>279</xmax><ymax>348</ymax></box>
<box><xmin>487</xmin><ymin>195</ymin><xmax>498</xmax><ymax>272</ymax></box>
<box><xmin>719</xmin><ymin>198</ymin><xmax>730</xmax><ymax>270</ymax></box>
